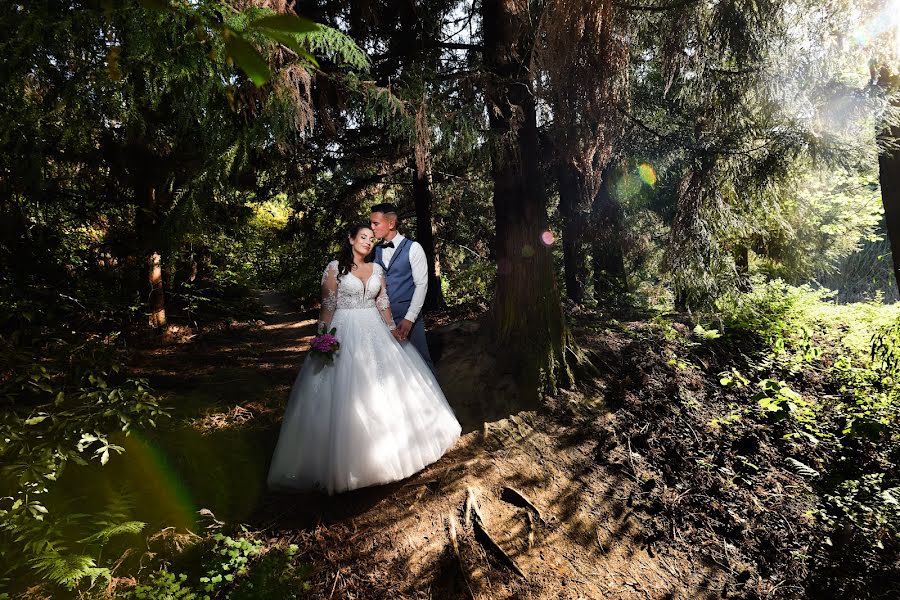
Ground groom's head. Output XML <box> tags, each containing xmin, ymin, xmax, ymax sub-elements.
<box><xmin>369</xmin><ymin>202</ymin><xmax>398</xmax><ymax>240</ymax></box>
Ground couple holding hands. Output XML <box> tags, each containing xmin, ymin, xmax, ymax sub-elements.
<box><xmin>266</xmin><ymin>203</ymin><xmax>462</xmax><ymax>495</ymax></box>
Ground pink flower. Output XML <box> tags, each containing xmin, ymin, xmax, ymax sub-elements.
<box><xmin>310</xmin><ymin>331</ymin><xmax>340</xmax><ymax>364</ymax></box>
<box><xmin>312</xmin><ymin>334</ymin><xmax>337</xmax><ymax>351</ymax></box>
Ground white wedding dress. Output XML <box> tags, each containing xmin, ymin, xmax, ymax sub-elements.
<box><xmin>267</xmin><ymin>260</ymin><xmax>462</xmax><ymax>495</ymax></box>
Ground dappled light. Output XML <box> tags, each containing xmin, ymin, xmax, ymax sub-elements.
<box><xmin>4</xmin><ymin>0</ymin><xmax>900</xmax><ymax>598</ymax></box>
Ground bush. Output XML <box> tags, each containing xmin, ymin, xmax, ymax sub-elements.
<box><xmin>715</xmin><ymin>278</ymin><xmax>900</xmax><ymax>556</ymax></box>
<box><xmin>1</xmin><ymin>283</ymin><xmax>168</xmax><ymax>593</ymax></box>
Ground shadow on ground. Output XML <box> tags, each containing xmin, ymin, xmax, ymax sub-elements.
<box><xmin>84</xmin><ymin>291</ymin><xmax>731</xmax><ymax>599</ymax></box>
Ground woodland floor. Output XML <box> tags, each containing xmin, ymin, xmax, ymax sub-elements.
<box><xmin>124</xmin><ymin>291</ymin><xmax>824</xmax><ymax>599</ymax></box>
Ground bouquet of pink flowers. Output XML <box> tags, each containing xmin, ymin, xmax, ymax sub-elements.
<box><xmin>310</xmin><ymin>324</ymin><xmax>340</xmax><ymax>364</ymax></box>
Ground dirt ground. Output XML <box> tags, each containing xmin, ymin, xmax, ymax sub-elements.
<box><xmin>131</xmin><ymin>292</ymin><xmax>749</xmax><ymax>599</ymax></box>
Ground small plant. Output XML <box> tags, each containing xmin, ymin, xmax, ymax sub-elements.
<box><xmin>126</xmin><ymin>530</ymin><xmax>311</xmax><ymax>600</ymax></box>
<box><xmin>692</xmin><ymin>323</ymin><xmax>722</xmax><ymax>340</ymax></box>
<box><xmin>129</xmin><ymin>571</ymin><xmax>199</xmax><ymax>600</ymax></box>
<box><xmin>718</xmin><ymin>368</ymin><xmax>750</xmax><ymax>388</ymax></box>
<box><xmin>820</xmin><ymin>473</ymin><xmax>900</xmax><ymax>550</ymax></box>
<box><xmin>708</xmin><ymin>403</ymin><xmax>746</xmax><ymax>429</ymax></box>
<box><xmin>198</xmin><ymin>532</ymin><xmax>265</xmax><ymax>593</ymax></box>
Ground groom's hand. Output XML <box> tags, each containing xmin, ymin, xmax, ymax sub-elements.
<box><xmin>397</xmin><ymin>319</ymin><xmax>414</xmax><ymax>341</ymax></box>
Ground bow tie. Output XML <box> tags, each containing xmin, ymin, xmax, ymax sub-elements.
<box><xmin>381</xmin><ymin>241</ymin><xmax>395</xmax><ymax>249</ymax></box>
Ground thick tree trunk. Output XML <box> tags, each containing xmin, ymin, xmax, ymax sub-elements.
<box><xmin>877</xmin><ymin>67</ymin><xmax>900</xmax><ymax>297</ymax></box>
<box><xmin>413</xmin><ymin>105</ymin><xmax>447</xmax><ymax>311</ymax></box>
<box><xmin>590</xmin><ymin>168</ymin><xmax>627</xmax><ymax>297</ymax></box>
<box><xmin>556</xmin><ymin>163</ymin><xmax>587</xmax><ymax>304</ymax></box>
<box><xmin>482</xmin><ymin>0</ymin><xmax>574</xmax><ymax>398</ymax></box>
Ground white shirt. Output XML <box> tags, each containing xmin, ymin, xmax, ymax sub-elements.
<box><xmin>381</xmin><ymin>233</ymin><xmax>428</xmax><ymax>323</ymax></box>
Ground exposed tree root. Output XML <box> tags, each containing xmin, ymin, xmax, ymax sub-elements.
<box><xmin>500</xmin><ymin>486</ymin><xmax>544</xmax><ymax>524</ymax></box>
<box><xmin>465</xmin><ymin>487</ymin><xmax>526</xmax><ymax>578</ymax></box>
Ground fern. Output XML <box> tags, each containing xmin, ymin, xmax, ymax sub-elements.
<box><xmin>30</xmin><ymin>552</ymin><xmax>110</xmax><ymax>589</ymax></box>
<box><xmin>79</xmin><ymin>520</ymin><xmax>146</xmax><ymax>545</ymax></box>
<box><xmin>786</xmin><ymin>457</ymin><xmax>820</xmax><ymax>479</ymax></box>
<box><xmin>297</xmin><ymin>26</ymin><xmax>370</xmax><ymax>71</ymax></box>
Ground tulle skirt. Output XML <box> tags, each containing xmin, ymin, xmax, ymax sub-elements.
<box><xmin>266</xmin><ymin>306</ymin><xmax>462</xmax><ymax>495</ymax></box>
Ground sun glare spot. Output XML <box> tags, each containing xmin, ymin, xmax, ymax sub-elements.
<box><xmin>638</xmin><ymin>163</ymin><xmax>657</xmax><ymax>187</ymax></box>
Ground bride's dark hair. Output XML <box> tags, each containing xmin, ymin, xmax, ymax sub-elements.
<box><xmin>336</xmin><ymin>223</ymin><xmax>374</xmax><ymax>280</ymax></box>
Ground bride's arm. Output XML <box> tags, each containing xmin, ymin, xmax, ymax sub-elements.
<box><xmin>376</xmin><ymin>271</ymin><xmax>397</xmax><ymax>332</ymax></box>
<box><xmin>319</xmin><ymin>262</ymin><xmax>338</xmax><ymax>331</ymax></box>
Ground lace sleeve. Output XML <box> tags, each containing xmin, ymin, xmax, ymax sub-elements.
<box><xmin>375</xmin><ymin>267</ymin><xmax>396</xmax><ymax>331</ymax></box>
<box><xmin>319</xmin><ymin>261</ymin><xmax>338</xmax><ymax>330</ymax></box>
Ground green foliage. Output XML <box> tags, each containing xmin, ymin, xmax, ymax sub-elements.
<box><xmin>140</xmin><ymin>0</ymin><xmax>367</xmax><ymax>87</ymax></box>
<box><xmin>29</xmin><ymin>553</ymin><xmax>110</xmax><ymax>590</ymax></box>
<box><xmin>441</xmin><ymin>259</ymin><xmax>495</xmax><ymax>308</ymax></box>
<box><xmin>821</xmin><ymin>473</ymin><xmax>900</xmax><ymax>550</ymax></box>
<box><xmin>714</xmin><ymin>278</ymin><xmax>900</xmax><ymax>554</ymax></box>
<box><xmin>718</xmin><ymin>277</ymin><xmax>836</xmax><ymax>350</ymax></box>
<box><xmin>227</xmin><ymin>546</ymin><xmax>312</xmax><ymax>600</ymax></box>
<box><xmin>198</xmin><ymin>533</ymin><xmax>264</xmax><ymax>592</ymax></box>
<box><xmin>754</xmin><ymin>167</ymin><xmax>884</xmax><ymax>284</ymax></box>
<box><xmin>0</xmin><ymin>279</ymin><xmax>167</xmax><ymax>590</ymax></box>
<box><xmin>127</xmin><ymin>530</ymin><xmax>310</xmax><ymax>600</ymax></box>
<box><xmin>691</xmin><ymin>323</ymin><xmax>722</xmax><ymax>340</ymax></box>
<box><xmin>130</xmin><ymin>570</ymin><xmax>200</xmax><ymax>600</ymax></box>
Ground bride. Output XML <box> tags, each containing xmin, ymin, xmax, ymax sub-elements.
<box><xmin>267</xmin><ymin>224</ymin><xmax>462</xmax><ymax>495</ymax></box>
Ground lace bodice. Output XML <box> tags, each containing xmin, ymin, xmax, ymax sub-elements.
<box><xmin>319</xmin><ymin>261</ymin><xmax>394</xmax><ymax>330</ymax></box>
<box><xmin>321</xmin><ymin>261</ymin><xmax>389</xmax><ymax>310</ymax></box>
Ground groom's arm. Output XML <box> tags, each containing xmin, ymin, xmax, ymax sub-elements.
<box><xmin>404</xmin><ymin>241</ymin><xmax>429</xmax><ymax>324</ymax></box>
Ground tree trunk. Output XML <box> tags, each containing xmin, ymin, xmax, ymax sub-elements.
<box><xmin>137</xmin><ymin>180</ymin><xmax>167</xmax><ymax>330</ymax></box>
<box><xmin>482</xmin><ymin>0</ymin><xmax>575</xmax><ymax>399</ymax></box>
<box><xmin>734</xmin><ymin>245</ymin><xmax>751</xmax><ymax>291</ymax></box>
<box><xmin>413</xmin><ymin>103</ymin><xmax>446</xmax><ymax>311</ymax></box>
<box><xmin>556</xmin><ymin>163</ymin><xmax>587</xmax><ymax>303</ymax></box>
<box><xmin>590</xmin><ymin>168</ymin><xmax>627</xmax><ymax>297</ymax></box>
<box><xmin>148</xmin><ymin>250</ymin><xmax>166</xmax><ymax>329</ymax></box>
<box><xmin>877</xmin><ymin>67</ymin><xmax>900</xmax><ymax>297</ymax></box>
<box><xmin>669</xmin><ymin>157</ymin><xmax>713</xmax><ymax>312</ymax></box>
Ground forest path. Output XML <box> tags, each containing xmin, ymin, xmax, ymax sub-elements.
<box><xmin>132</xmin><ymin>292</ymin><xmax>727</xmax><ymax>599</ymax></box>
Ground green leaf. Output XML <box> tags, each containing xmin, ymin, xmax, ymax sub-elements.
<box><xmin>250</xmin><ymin>14</ymin><xmax>320</xmax><ymax>34</ymax></box>
<box><xmin>25</xmin><ymin>415</ymin><xmax>48</xmax><ymax>425</ymax></box>
<box><xmin>223</xmin><ymin>30</ymin><xmax>271</xmax><ymax>87</ymax></box>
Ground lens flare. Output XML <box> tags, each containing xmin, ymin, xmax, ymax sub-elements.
<box><xmin>638</xmin><ymin>163</ymin><xmax>657</xmax><ymax>187</ymax></box>
<box><xmin>120</xmin><ymin>432</ymin><xmax>198</xmax><ymax>531</ymax></box>
<box><xmin>851</xmin><ymin>1</ymin><xmax>900</xmax><ymax>52</ymax></box>
<box><xmin>521</xmin><ymin>244</ymin><xmax>535</xmax><ymax>258</ymax></box>
<box><xmin>541</xmin><ymin>230</ymin><xmax>555</xmax><ymax>246</ymax></box>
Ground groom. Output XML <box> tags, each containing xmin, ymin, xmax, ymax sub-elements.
<box><xmin>370</xmin><ymin>203</ymin><xmax>435</xmax><ymax>372</ymax></box>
